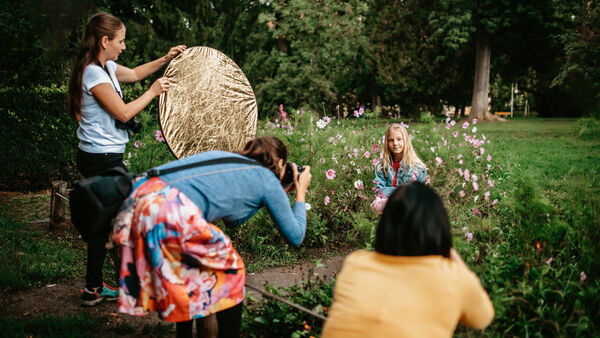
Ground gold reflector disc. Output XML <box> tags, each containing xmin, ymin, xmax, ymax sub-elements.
<box><xmin>159</xmin><ymin>46</ymin><xmax>258</xmax><ymax>159</ymax></box>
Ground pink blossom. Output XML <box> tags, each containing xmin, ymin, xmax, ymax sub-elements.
<box><xmin>462</xmin><ymin>121</ymin><xmax>470</xmax><ymax>129</ymax></box>
<box><xmin>364</xmin><ymin>151</ymin><xmax>371</xmax><ymax>159</ymax></box>
<box><xmin>480</xmin><ymin>147</ymin><xmax>485</xmax><ymax>155</ymax></box>
<box><xmin>546</xmin><ymin>258</ymin><xmax>553</xmax><ymax>266</ymax></box>
<box><xmin>458</xmin><ymin>168</ymin><xmax>464</xmax><ymax>176</ymax></box>
<box><xmin>354</xmin><ymin>180</ymin><xmax>365</xmax><ymax>190</ymax></box>
<box><xmin>323</xmin><ymin>116</ymin><xmax>331</xmax><ymax>123</ymax></box>
<box><xmin>336</xmin><ymin>133</ymin><xmax>343</xmax><ymax>140</ymax></box>
<box><xmin>445</xmin><ymin>124</ymin><xmax>450</xmax><ymax>130</ymax></box>
<box><xmin>279</xmin><ymin>104</ymin><xmax>287</xmax><ymax>122</ymax></box>
<box><xmin>492</xmin><ymin>199</ymin><xmax>498</xmax><ymax>205</ymax></box>
<box><xmin>452</xmin><ymin>131</ymin><xmax>459</xmax><ymax>138</ymax></box>
<box><xmin>450</xmin><ymin>120</ymin><xmax>456</xmax><ymax>126</ymax></box>
<box><xmin>459</xmin><ymin>190</ymin><xmax>466</xmax><ymax>198</ymax></box>
<box><xmin>580</xmin><ymin>271</ymin><xmax>587</xmax><ymax>283</ymax></box>
<box><xmin>331</xmin><ymin>190</ymin><xmax>335</xmax><ymax>195</ymax></box>
<box><xmin>487</xmin><ymin>154</ymin><xmax>492</xmax><ymax>161</ymax></box>
<box><xmin>155</xmin><ymin>130</ymin><xmax>164</xmax><ymax>142</ymax></box>
<box><xmin>472</xmin><ymin>118</ymin><xmax>478</xmax><ymax>124</ymax></box>
<box><xmin>464</xmin><ymin>169</ymin><xmax>470</xmax><ymax>181</ymax></box>
<box><xmin>484</xmin><ymin>191</ymin><xmax>490</xmax><ymax>201</ymax></box>
<box><xmin>372</xmin><ymin>144</ymin><xmax>379</xmax><ymax>152</ymax></box>
<box><xmin>134</xmin><ymin>140</ymin><xmax>143</xmax><ymax>148</ymax></box>
<box><xmin>326</xmin><ymin>169</ymin><xmax>336</xmax><ymax>180</ymax></box>
<box><xmin>324</xmin><ymin>196</ymin><xmax>330</xmax><ymax>206</ymax></box>
<box><xmin>473</xmin><ymin>181</ymin><xmax>479</xmax><ymax>191</ymax></box>
<box><xmin>446</xmin><ymin>117</ymin><xmax>451</xmax><ymax>123</ymax></box>
<box><xmin>488</xmin><ymin>179</ymin><xmax>494</xmax><ymax>188</ymax></box>
<box><xmin>372</xmin><ymin>158</ymin><xmax>379</xmax><ymax>166</ymax></box>
<box><xmin>458</xmin><ymin>154</ymin><xmax>463</xmax><ymax>159</ymax></box>
<box><xmin>459</xmin><ymin>159</ymin><xmax>463</xmax><ymax>165</ymax></box>
<box><xmin>472</xmin><ymin>175</ymin><xmax>478</xmax><ymax>182</ymax></box>
<box><xmin>435</xmin><ymin>156</ymin><xmax>443</xmax><ymax>166</ymax></box>
<box><xmin>472</xmin><ymin>207</ymin><xmax>481</xmax><ymax>216</ymax></box>
<box><xmin>466</xmin><ymin>232</ymin><xmax>473</xmax><ymax>243</ymax></box>
<box><xmin>487</xmin><ymin>164</ymin><xmax>491</xmax><ymax>171</ymax></box>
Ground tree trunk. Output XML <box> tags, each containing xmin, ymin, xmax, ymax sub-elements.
<box><xmin>50</xmin><ymin>180</ymin><xmax>67</xmax><ymax>228</ymax></box>
<box><xmin>470</xmin><ymin>28</ymin><xmax>503</xmax><ymax>121</ymax></box>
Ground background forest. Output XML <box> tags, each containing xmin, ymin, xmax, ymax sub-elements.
<box><xmin>0</xmin><ymin>0</ymin><xmax>599</xmax><ymax>187</ymax></box>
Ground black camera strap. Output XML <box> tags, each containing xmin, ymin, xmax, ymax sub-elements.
<box><xmin>145</xmin><ymin>157</ymin><xmax>260</xmax><ymax>178</ymax></box>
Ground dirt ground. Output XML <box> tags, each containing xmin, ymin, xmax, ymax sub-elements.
<box><xmin>0</xmin><ymin>190</ymin><xmax>347</xmax><ymax>337</ymax></box>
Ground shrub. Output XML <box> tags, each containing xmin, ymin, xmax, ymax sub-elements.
<box><xmin>572</xmin><ymin>117</ymin><xmax>599</xmax><ymax>139</ymax></box>
<box><xmin>0</xmin><ymin>86</ymin><xmax>79</xmax><ymax>190</ymax></box>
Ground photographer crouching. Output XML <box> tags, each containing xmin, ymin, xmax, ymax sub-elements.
<box><xmin>107</xmin><ymin>136</ymin><xmax>311</xmax><ymax>338</ymax></box>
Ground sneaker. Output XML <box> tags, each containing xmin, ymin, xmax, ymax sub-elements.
<box><xmin>99</xmin><ymin>283</ymin><xmax>119</xmax><ymax>301</ymax></box>
<box><xmin>81</xmin><ymin>283</ymin><xmax>118</xmax><ymax>306</ymax></box>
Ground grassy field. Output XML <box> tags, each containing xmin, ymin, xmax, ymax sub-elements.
<box><xmin>0</xmin><ymin>116</ymin><xmax>598</xmax><ymax>337</ymax></box>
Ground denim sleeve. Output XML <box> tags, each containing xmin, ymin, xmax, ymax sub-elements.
<box><xmin>416</xmin><ymin>166</ymin><xmax>428</xmax><ymax>183</ymax></box>
<box><xmin>263</xmin><ymin>186</ymin><xmax>306</xmax><ymax>247</ymax></box>
<box><xmin>374</xmin><ymin>167</ymin><xmax>396</xmax><ymax>197</ymax></box>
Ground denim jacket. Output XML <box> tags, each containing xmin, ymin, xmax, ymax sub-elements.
<box><xmin>374</xmin><ymin>161</ymin><xmax>428</xmax><ymax>197</ymax></box>
<box><xmin>146</xmin><ymin>150</ymin><xmax>306</xmax><ymax>246</ymax></box>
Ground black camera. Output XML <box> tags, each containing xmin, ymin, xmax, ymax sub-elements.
<box><xmin>115</xmin><ymin>118</ymin><xmax>142</xmax><ymax>134</ymax></box>
<box><xmin>282</xmin><ymin>162</ymin><xmax>304</xmax><ymax>189</ymax></box>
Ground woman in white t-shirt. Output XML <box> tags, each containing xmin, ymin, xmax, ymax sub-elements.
<box><xmin>66</xmin><ymin>12</ymin><xmax>185</xmax><ymax>307</ymax></box>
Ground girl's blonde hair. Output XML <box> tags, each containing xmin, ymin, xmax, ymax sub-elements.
<box><xmin>377</xmin><ymin>123</ymin><xmax>425</xmax><ymax>175</ymax></box>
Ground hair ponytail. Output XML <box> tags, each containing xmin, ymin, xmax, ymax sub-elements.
<box><xmin>67</xmin><ymin>13</ymin><xmax>123</xmax><ymax>121</ymax></box>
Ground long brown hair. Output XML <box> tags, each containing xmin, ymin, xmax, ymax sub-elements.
<box><xmin>237</xmin><ymin>136</ymin><xmax>288</xmax><ymax>176</ymax></box>
<box><xmin>377</xmin><ymin>123</ymin><xmax>425</xmax><ymax>175</ymax></box>
<box><xmin>67</xmin><ymin>13</ymin><xmax>123</xmax><ymax>121</ymax></box>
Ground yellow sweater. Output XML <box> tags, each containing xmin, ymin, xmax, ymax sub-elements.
<box><xmin>322</xmin><ymin>250</ymin><xmax>494</xmax><ymax>338</ymax></box>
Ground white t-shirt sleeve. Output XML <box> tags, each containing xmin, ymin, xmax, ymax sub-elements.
<box><xmin>83</xmin><ymin>64</ymin><xmax>111</xmax><ymax>94</ymax></box>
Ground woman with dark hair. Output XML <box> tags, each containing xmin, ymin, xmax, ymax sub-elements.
<box><xmin>67</xmin><ymin>12</ymin><xmax>185</xmax><ymax>306</ymax></box>
<box><xmin>322</xmin><ymin>182</ymin><xmax>494</xmax><ymax>337</ymax></box>
<box><xmin>108</xmin><ymin>136</ymin><xmax>312</xmax><ymax>338</ymax></box>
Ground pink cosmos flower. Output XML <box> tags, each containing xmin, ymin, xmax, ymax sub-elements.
<box><xmin>466</xmin><ymin>232</ymin><xmax>473</xmax><ymax>243</ymax></box>
<box><xmin>435</xmin><ymin>156</ymin><xmax>443</xmax><ymax>166</ymax></box>
<box><xmin>459</xmin><ymin>159</ymin><xmax>464</xmax><ymax>165</ymax></box>
<box><xmin>446</xmin><ymin>124</ymin><xmax>450</xmax><ymax>130</ymax></box>
<box><xmin>472</xmin><ymin>118</ymin><xmax>478</xmax><ymax>124</ymax></box>
<box><xmin>492</xmin><ymin>199</ymin><xmax>498</xmax><ymax>205</ymax></box>
<box><xmin>462</xmin><ymin>121</ymin><xmax>469</xmax><ymax>129</ymax></box>
<box><xmin>450</xmin><ymin>120</ymin><xmax>456</xmax><ymax>126</ymax></box>
<box><xmin>459</xmin><ymin>190</ymin><xmax>466</xmax><ymax>198</ymax></box>
<box><xmin>488</xmin><ymin>179</ymin><xmax>494</xmax><ymax>188</ymax></box>
<box><xmin>487</xmin><ymin>164</ymin><xmax>492</xmax><ymax>171</ymax></box>
<box><xmin>323</xmin><ymin>116</ymin><xmax>331</xmax><ymax>123</ymax></box>
<box><xmin>324</xmin><ymin>196</ymin><xmax>330</xmax><ymax>206</ymax></box>
<box><xmin>279</xmin><ymin>104</ymin><xmax>287</xmax><ymax>122</ymax></box>
<box><xmin>326</xmin><ymin>169</ymin><xmax>336</xmax><ymax>180</ymax></box>
<box><xmin>354</xmin><ymin>180</ymin><xmax>365</xmax><ymax>190</ymax></box>
<box><xmin>446</xmin><ymin>117</ymin><xmax>451</xmax><ymax>123</ymax></box>
<box><xmin>331</xmin><ymin>190</ymin><xmax>335</xmax><ymax>195</ymax></box>
<box><xmin>473</xmin><ymin>181</ymin><xmax>479</xmax><ymax>191</ymax></box>
<box><xmin>484</xmin><ymin>191</ymin><xmax>490</xmax><ymax>201</ymax></box>
<box><xmin>134</xmin><ymin>140</ymin><xmax>143</xmax><ymax>148</ymax></box>
<box><xmin>372</xmin><ymin>144</ymin><xmax>379</xmax><ymax>152</ymax></box>
<box><xmin>458</xmin><ymin>168</ymin><xmax>463</xmax><ymax>176</ymax></box>
<box><xmin>580</xmin><ymin>271</ymin><xmax>587</xmax><ymax>283</ymax></box>
<box><xmin>364</xmin><ymin>151</ymin><xmax>371</xmax><ymax>159</ymax></box>
<box><xmin>472</xmin><ymin>207</ymin><xmax>481</xmax><ymax>216</ymax></box>
<box><xmin>155</xmin><ymin>130</ymin><xmax>164</xmax><ymax>142</ymax></box>
<box><xmin>372</xmin><ymin>158</ymin><xmax>379</xmax><ymax>166</ymax></box>
<box><xmin>487</xmin><ymin>154</ymin><xmax>492</xmax><ymax>161</ymax></box>
<box><xmin>464</xmin><ymin>169</ymin><xmax>470</xmax><ymax>181</ymax></box>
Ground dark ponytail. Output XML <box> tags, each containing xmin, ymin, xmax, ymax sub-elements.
<box><xmin>237</xmin><ymin>136</ymin><xmax>288</xmax><ymax>176</ymax></box>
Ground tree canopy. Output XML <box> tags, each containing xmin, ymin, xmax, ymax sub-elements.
<box><xmin>2</xmin><ymin>0</ymin><xmax>599</xmax><ymax>117</ymax></box>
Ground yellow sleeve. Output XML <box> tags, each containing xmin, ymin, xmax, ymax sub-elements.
<box><xmin>459</xmin><ymin>269</ymin><xmax>495</xmax><ymax>329</ymax></box>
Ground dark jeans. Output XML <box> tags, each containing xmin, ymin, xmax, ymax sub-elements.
<box><xmin>175</xmin><ymin>302</ymin><xmax>243</xmax><ymax>338</ymax></box>
<box><xmin>76</xmin><ymin>149</ymin><xmax>127</xmax><ymax>289</ymax></box>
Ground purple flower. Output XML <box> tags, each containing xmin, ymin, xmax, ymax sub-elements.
<box><xmin>323</xmin><ymin>116</ymin><xmax>331</xmax><ymax>123</ymax></box>
<box><xmin>462</xmin><ymin>121</ymin><xmax>470</xmax><ymax>129</ymax></box>
<box><xmin>466</xmin><ymin>232</ymin><xmax>473</xmax><ymax>243</ymax></box>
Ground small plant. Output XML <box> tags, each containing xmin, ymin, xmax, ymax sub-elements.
<box><xmin>572</xmin><ymin>117</ymin><xmax>599</xmax><ymax>139</ymax></box>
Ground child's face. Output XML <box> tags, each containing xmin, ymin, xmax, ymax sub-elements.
<box><xmin>387</xmin><ymin>130</ymin><xmax>405</xmax><ymax>157</ymax></box>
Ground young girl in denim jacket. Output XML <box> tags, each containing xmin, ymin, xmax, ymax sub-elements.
<box><xmin>371</xmin><ymin>123</ymin><xmax>427</xmax><ymax>212</ymax></box>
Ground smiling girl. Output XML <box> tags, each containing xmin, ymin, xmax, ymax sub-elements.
<box><xmin>67</xmin><ymin>12</ymin><xmax>185</xmax><ymax>307</ymax></box>
<box><xmin>373</xmin><ymin>123</ymin><xmax>428</xmax><ymax>198</ymax></box>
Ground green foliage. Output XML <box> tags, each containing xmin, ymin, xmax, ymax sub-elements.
<box><xmin>0</xmin><ymin>313</ymin><xmax>98</xmax><ymax>338</ymax></box>
<box><xmin>0</xmin><ymin>86</ymin><xmax>79</xmax><ymax>190</ymax></box>
<box><xmin>243</xmin><ymin>277</ymin><xmax>334</xmax><ymax>337</ymax></box>
<box><xmin>572</xmin><ymin>117</ymin><xmax>600</xmax><ymax>139</ymax></box>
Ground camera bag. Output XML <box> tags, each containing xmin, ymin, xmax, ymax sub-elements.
<box><xmin>69</xmin><ymin>156</ymin><xmax>259</xmax><ymax>242</ymax></box>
